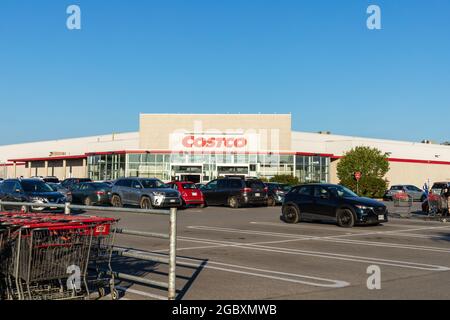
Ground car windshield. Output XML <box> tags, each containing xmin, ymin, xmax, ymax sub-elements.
<box><xmin>181</xmin><ymin>183</ymin><xmax>197</xmax><ymax>189</ymax></box>
<box><xmin>274</xmin><ymin>184</ymin><xmax>291</xmax><ymax>192</ymax></box>
<box><xmin>47</xmin><ymin>184</ymin><xmax>59</xmax><ymax>192</ymax></box>
<box><xmin>140</xmin><ymin>179</ymin><xmax>166</xmax><ymax>189</ymax></box>
<box><xmin>21</xmin><ymin>181</ymin><xmax>54</xmax><ymax>193</ymax></box>
<box><xmin>245</xmin><ymin>180</ymin><xmax>265</xmax><ymax>189</ymax></box>
<box><xmin>329</xmin><ymin>185</ymin><xmax>358</xmax><ymax>198</ymax></box>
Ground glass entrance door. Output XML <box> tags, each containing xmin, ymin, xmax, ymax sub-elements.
<box><xmin>88</xmin><ymin>154</ymin><xmax>125</xmax><ymax>181</ymax></box>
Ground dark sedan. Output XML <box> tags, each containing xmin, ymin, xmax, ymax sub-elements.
<box><xmin>71</xmin><ymin>182</ymin><xmax>112</xmax><ymax>206</ymax></box>
<box><xmin>282</xmin><ymin>183</ymin><xmax>388</xmax><ymax>228</ymax></box>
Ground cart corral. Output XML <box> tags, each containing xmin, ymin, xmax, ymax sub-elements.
<box><xmin>0</xmin><ymin>202</ymin><xmax>178</xmax><ymax>300</ymax></box>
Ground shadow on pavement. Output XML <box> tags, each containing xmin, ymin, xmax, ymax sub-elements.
<box><xmin>105</xmin><ymin>249</ymin><xmax>208</xmax><ymax>300</ymax></box>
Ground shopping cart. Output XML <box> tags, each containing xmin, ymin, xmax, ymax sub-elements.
<box><xmin>393</xmin><ymin>192</ymin><xmax>413</xmax><ymax>217</ymax></box>
<box><xmin>0</xmin><ymin>213</ymin><xmax>118</xmax><ymax>300</ymax></box>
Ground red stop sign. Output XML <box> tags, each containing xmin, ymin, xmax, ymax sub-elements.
<box><xmin>354</xmin><ymin>172</ymin><xmax>362</xmax><ymax>181</ymax></box>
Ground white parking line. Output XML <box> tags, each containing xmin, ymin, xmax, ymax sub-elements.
<box><xmin>123</xmin><ymin>248</ymin><xmax>350</xmax><ymax>289</ymax></box>
<box><xmin>186</xmin><ymin>225</ymin><xmax>450</xmax><ymax>254</ymax></box>
<box><xmin>115</xmin><ymin>286</ymin><xmax>167</xmax><ymax>300</ymax></box>
<box><xmin>188</xmin><ymin>226</ymin><xmax>318</xmax><ymax>239</ymax></box>
<box><xmin>175</xmin><ymin>236</ymin><xmax>449</xmax><ymax>271</ymax></box>
<box><xmin>173</xmin><ymin>258</ymin><xmax>350</xmax><ymax>288</ymax></box>
<box><xmin>250</xmin><ymin>222</ymin><xmax>367</xmax><ymax>233</ymax></box>
<box><xmin>249</xmin><ymin>222</ymin><xmax>450</xmax><ymax>237</ymax></box>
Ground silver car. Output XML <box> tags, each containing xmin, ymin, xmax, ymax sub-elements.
<box><xmin>111</xmin><ymin>178</ymin><xmax>182</xmax><ymax>209</ymax></box>
<box><xmin>383</xmin><ymin>185</ymin><xmax>426</xmax><ymax>202</ymax></box>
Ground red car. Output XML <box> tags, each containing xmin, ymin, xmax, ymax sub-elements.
<box><xmin>167</xmin><ymin>181</ymin><xmax>205</xmax><ymax>208</ymax></box>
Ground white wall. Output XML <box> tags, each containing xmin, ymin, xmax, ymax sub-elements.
<box><xmin>292</xmin><ymin>132</ymin><xmax>450</xmax><ymax>163</ymax></box>
<box><xmin>0</xmin><ymin>132</ymin><xmax>140</xmax><ymax>162</ymax></box>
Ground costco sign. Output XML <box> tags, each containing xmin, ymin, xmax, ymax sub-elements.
<box><xmin>182</xmin><ymin>135</ymin><xmax>248</xmax><ymax>149</ymax></box>
<box><xmin>170</xmin><ymin>132</ymin><xmax>258</xmax><ymax>152</ymax></box>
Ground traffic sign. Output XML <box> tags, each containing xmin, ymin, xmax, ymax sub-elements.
<box><xmin>354</xmin><ymin>172</ymin><xmax>362</xmax><ymax>181</ymax></box>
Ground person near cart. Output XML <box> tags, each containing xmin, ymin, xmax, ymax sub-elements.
<box><xmin>443</xmin><ymin>187</ymin><xmax>450</xmax><ymax>217</ymax></box>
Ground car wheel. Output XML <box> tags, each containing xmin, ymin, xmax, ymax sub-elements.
<box><xmin>267</xmin><ymin>196</ymin><xmax>276</xmax><ymax>207</ymax></box>
<box><xmin>228</xmin><ymin>196</ymin><xmax>240</xmax><ymax>209</ymax></box>
<box><xmin>111</xmin><ymin>195</ymin><xmax>122</xmax><ymax>208</ymax></box>
<box><xmin>282</xmin><ymin>205</ymin><xmax>300</xmax><ymax>224</ymax></box>
<box><xmin>337</xmin><ymin>209</ymin><xmax>355</xmax><ymax>228</ymax></box>
<box><xmin>140</xmin><ymin>197</ymin><xmax>153</xmax><ymax>210</ymax></box>
<box><xmin>84</xmin><ymin>197</ymin><xmax>92</xmax><ymax>207</ymax></box>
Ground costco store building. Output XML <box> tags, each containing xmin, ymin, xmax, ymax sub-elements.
<box><xmin>1</xmin><ymin>114</ymin><xmax>450</xmax><ymax>187</ymax></box>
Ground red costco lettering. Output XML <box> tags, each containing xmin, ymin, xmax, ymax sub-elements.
<box><xmin>182</xmin><ymin>136</ymin><xmax>248</xmax><ymax>148</ymax></box>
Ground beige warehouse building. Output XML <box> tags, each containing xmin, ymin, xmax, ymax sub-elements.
<box><xmin>0</xmin><ymin>113</ymin><xmax>449</xmax><ymax>187</ymax></box>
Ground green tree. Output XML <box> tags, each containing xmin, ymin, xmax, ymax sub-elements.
<box><xmin>337</xmin><ymin>146</ymin><xmax>389</xmax><ymax>198</ymax></box>
<box><xmin>269</xmin><ymin>175</ymin><xmax>300</xmax><ymax>186</ymax></box>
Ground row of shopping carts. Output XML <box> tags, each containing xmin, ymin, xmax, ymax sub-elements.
<box><xmin>0</xmin><ymin>212</ymin><xmax>119</xmax><ymax>300</ymax></box>
<box><xmin>393</xmin><ymin>192</ymin><xmax>448</xmax><ymax>217</ymax></box>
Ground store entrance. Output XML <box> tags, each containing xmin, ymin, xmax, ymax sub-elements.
<box><xmin>217</xmin><ymin>165</ymin><xmax>249</xmax><ymax>178</ymax></box>
<box><xmin>171</xmin><ymin>165</ymin><xmax>203</xmax><ymax>183</ymax></box>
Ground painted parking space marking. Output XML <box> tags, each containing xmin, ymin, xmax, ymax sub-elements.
<box><xmin>115</xmin><ymin>285</ymin><xmax>167</xmax><ymax>300</ymax></box>
<box><xmin>121</xmin><ymin>248</ymin><xmax>350</xmax><ymax>288</ymax></box>
<box><xmin>250</xmin><ymin>221</ymin><xmax>368</xmax><ymax>233</ymax></box>
<box><xmin>175</xmin><ymin>236</ymin><xmax>450</xmax><ymax>271</ymax></box>
<box><xmin>186</xmin><ymin>225</ymin><xmax>450</xmax><ymax>254</ymax></box>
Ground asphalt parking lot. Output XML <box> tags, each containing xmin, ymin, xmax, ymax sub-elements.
<box><xmin>87</xmin><ymin>202</ymin><xmax>450</xmax><ymax>300</ymax></box>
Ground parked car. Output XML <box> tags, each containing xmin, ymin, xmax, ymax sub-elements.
<box><xmin>421</xmin><ymin>182</ymin><xmax>450</xmax><ymax>214</ymax></box>
<box><xmin>195</xmin><ymin>183</ymin><xmax>206</xmax><ymax>190</ymax></box>
<box><xmin>383</xmin><ymin>185</ymin><xmax>426</xmax><ymax>202</ymax></box>
<box><xmin>282</xmin><ymin>183</ymin><xmax>388</xmax><ymax>228</ymax></box>
<box><xmin>47</xmin><ymin>182</ymin><xmax>72</xmax><ymax>203</ymax></box>
<box><xmin>71</xmin><ymin>182</ymin><xmax>112</xmax><ymax>206</ymax></box>
<box><xmin>167</xmin><ymin>181</ymin><xmax>205</xmax><ymax>208</ymax></box>
<box><xmin>201</xmin><ymin>177</ymin><xmax>268</xmax><ymax>208</ymax></box>
<box><xmin>0</xmin><ymin>179</ymin><xmax>67</xmax><ymax>212</ymax></box>
<box><xmin>61</xmin><ymin>178</ymin><xmax>92</xmax><ymax>190</ymax></box>
<box><xmin>266</xmin><ymin>183</ymin><xmax>292</xmax><ymax>206</ymax></box>
<box><xmin>111</xmin><ymin>178</ymin><xmax>182</xmax><ymax>209</ymax></box>
<box><xmin>42</xmin><ymin>176</ymin><xmax>60</xmax><ymax>184</ymax></box>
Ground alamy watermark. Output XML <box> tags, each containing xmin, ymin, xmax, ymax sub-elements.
<box><xmin>65</xmin><ymin>5</ymin><xmax>381</xmax><ymax>31</ymax></box>
<box><xmin>67</xmin><ymin>264</ymin><xmax>82</xmax><ymax>291</ymax></box>
<box><xmin>367</xmin><ymin>5</ymin><xmax>382</xmax><ymax>30</ymax></box>
<box><xmin>66</xmin><ymin>5</ymin><xmax>81</xmax><ymax>30</ymax></box>
<box><xmin>366</xmin><ymin>265</ymin><xmax>382</xmax><ymax>290</ymax></box>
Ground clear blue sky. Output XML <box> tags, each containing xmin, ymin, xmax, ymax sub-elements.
<box><xmin>1</xmin><ymin>0</ymin><xmax>449</xmax><ymax>145</ymax></box>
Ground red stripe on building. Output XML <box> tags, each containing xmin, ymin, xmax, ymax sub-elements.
<box><xmin>331</xmin><ymin>155</ymin><xmax>450</xmax><ymax>166</ymax></box>
<box><xmin>8</xmin><ymin>155</ymin><xmax>87</xmax><ymax>162</ymax></box>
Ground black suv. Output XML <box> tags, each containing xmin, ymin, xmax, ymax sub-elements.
<box><xmin>201</xmin><ymin>177</ymin><xmax>268</xmax><ymax>208</ymax></box>
<box><xmin>282</xmin><ymin>183</ymin><xmax>388</xmax><ymax>228</ymax></box>
<box><xmin>0</xmin><ymin>179</ymin><xmax>67</xmax><ymax>212</ymax></box>
<box><xmin>61</xmin><ymin>178</ymin><xmax>92</xmax><ymax>190</ymax></box>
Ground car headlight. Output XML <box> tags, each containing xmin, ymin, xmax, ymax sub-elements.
<box><xmin>151</xmin><ymin>192</ymin><xmax>165</xmax><ymax>197</ymax></box>
<box><xmin>355</xmin><ymin>205</ymin><xmax>374</xmax><ymax>210</ymax></box>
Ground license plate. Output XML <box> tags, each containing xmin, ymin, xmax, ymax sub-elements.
<box><xmin>192</xmin><ymin>192</ymin><xmax>197</xmax><ymax>196</ymax></box>
<box><xmin>378</xmin><ymin>215</ymin><xmax>385</xmax><ymax>220</ymax></box>
<box><xmin>170</xmin><ymin>199</ymin><xmax>176</xmax><ymax>203</ymax></box>
<box><xmin>255</xmin><ymin>193</ymin><xmax>261</xmax><ymax>197</ymax></box>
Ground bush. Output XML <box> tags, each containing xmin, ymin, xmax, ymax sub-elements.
<box><xmin>268</xmin><ymin>175</ymin><xmax>300</xmax><ymax>186</ymax></box>
<box><xmin>337</xmin><ymin>146</ymin><xmax>389</xmax><ymax>198</ymax></box>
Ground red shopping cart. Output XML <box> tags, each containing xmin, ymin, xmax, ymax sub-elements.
<box><xmin>0</xmin><ymin>212</ymin><xmax>118</xmax><ymax>300</ymax></box>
